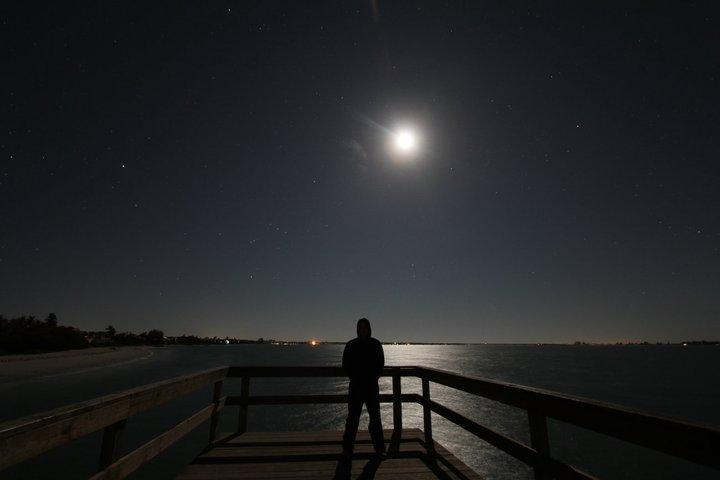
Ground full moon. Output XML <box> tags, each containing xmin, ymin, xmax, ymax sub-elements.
<box><xmin>393</xmin><ymin>129</ymin><xmax>419</xmax><ymax>155</ymax></box>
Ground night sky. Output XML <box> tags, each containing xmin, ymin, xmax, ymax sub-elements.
<box><xmin>2</xmin><ymin>2</ymin><xmax>718</xmax><ymax>343</ymax></box>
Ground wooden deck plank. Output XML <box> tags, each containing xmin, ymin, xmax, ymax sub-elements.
<box><xmin>176</xmin><ymin>429</ymin><xmax>481</xmax><ymax>480</ymax></box>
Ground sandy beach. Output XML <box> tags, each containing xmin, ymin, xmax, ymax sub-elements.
<box><xmin>0</xmin><ymin>346</ymin><xmax>154</xmax><ymax>382</ymax></box>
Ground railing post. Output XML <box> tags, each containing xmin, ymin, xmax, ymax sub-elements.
<box><xmin>528</xmin><ymin>398</ymin><xmax>551</xmax><ymax>480</ymax></box>
<box><xmin>98</xmin><ymin>419</ymin><xmax>127</xmax><ymax>471</ymax></box>
<box><xmin>238</xmin><ymin>376</ymin><xmax>250</xmax><ymax>434</ymax></box>
<box><xmin>390</xmin><ymin>372</ymin><xmax>402</xmax><ymax>453</ymax></box>
<box><xmin>208</xmin><ymin>379</ymin><xmax>224</xmax><ymax>444</ymax></box>
<box><xmin>422</xmin><ymin>377</ymin><xmax>435</xmax><ymax>456</ymax></box>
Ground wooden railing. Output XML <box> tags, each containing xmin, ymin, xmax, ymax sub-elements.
<box><xmin>0</xmin><ymin>366</ymin><xmax>228</xmax><ymax>480</ymax></box>
<box><xmin>1</xmin><ymin>365</ymin><xmax>719</xmax><ymax>479</ymax></box>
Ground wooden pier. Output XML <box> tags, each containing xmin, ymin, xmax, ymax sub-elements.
<box><xmin>178</xmin><ymin>429</ymin><xmax>480</xmax><ymax>480</ymax></box>
<box><xmin>1</xmin><ymin>365</ymin><xmax>720</xmax><ymax>479</ymax></box>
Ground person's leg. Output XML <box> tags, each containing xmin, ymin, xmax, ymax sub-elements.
<box><xmin>342</xmin><ymin>382</ymin><xmax>363</xmax><ymax>455</ymax></box>
<box><xmin>365</xmin><ymin>382</ymin><xmax>386</xmax><ymax>454</ymax></box>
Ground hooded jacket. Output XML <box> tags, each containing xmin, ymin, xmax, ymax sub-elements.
<box><xmin>342</xmin><ymin>319</ymin><xmax>385</xmax><ymax>383</ymax></box>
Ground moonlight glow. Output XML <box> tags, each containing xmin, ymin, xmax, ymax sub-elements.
<box><xmin>393</xmin><ymin>129</ymin><xmax>419</xmax><ymax>155</ymax></box>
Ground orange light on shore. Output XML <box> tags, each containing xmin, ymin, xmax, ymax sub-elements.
<box><xmin>310</xmin><ymin>340</ymin><xmax>318</xmax><ymax>346</ymax></box>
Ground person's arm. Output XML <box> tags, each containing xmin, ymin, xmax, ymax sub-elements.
<box><xmin>376</xmin><ymin>342</ymin><xmax>385</xmax><ymax>378</ymax></box>
<box><xmin>342</xmin><ymin>343</ymin><xmax>349</xmax><ymax>373</ymax></box>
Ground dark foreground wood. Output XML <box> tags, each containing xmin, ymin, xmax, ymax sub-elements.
<box><xmin>176</xmin><ymin>428</ymin><xmax>481</xmax><ymax>480</ymax></box>
<box><xmin>2</xmin><ymin>365</ymin><xmax>719</xmax><ymax>479</ymax></box>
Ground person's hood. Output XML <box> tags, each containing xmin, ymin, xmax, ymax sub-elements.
<box><xmin>356</xmin><ymin>318</ymin><xmax>371</xmax><ymax>338</ymax></box>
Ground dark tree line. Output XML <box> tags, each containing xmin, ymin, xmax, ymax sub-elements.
<box><xmin>1</xmin><ymin>313</ymin><xmax>268</xmax><ymax>355</ymax></box>
<box><xmin>0</xmin><ymin>314</ymin><xmax>167</xmax><ymax>354</ymax></box>
<box><xmin>0</xmin><ymin>314</ymin><xmax>88</xmax><ymax>354</ymax></box>
<box><xmin>168</xmin><ymin>335</ymin><xmax>268</xmax><ymax>345</ymax></box>
<box><xmin>108</xmin><ymin>328</ymin><xmax>165</xmax><ymax>345</ymax></box>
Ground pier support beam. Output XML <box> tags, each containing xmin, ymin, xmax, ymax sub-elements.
<box><xmin>390</xmin><ymin>373</ymin><xmax>402</xmax><ymax>453</ymax></box>
<box><xmin>422</xmin><ymin>377</ymin><xmax>435</xmax><ymax>458</ymax></box>
<box><xmin>208</xmin><ymin>380</ymin><xmax>224</xmax><ymax>444</ymax></box>
<box><xmin>238</xmin><ymin>377</ymin><xmax>250</xmax><ymax>434</ymax></box>
<box><xmin>98</xmin><ymin>419</ymin><xmax>126</xmax><ymax>471</ymax></box>
<box><xmin>528</xmin><ymin>399</ymin><xmax>551</xmax><ymax>480</ymax></box>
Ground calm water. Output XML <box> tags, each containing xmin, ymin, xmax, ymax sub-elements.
<box><xmin>1</xmin><ymin>344</ymin><xmax>719</xmax><ymax>479</ymax></box>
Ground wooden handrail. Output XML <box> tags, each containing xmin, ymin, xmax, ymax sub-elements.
<box><xmin>1</xmin><ymin>364</ymin><xmax>718</xmax><ymax>480</ymax></box>
<box><xmin>0</xmin><ymin>366</ymin><xmax>228</xmax><ymax>472</ymax></box>
<box><xmin>88</xmin><ymin>397</ymin><xmax>228</xmax><ymax>480</ymax></box>
<box><xmin>415</xmin><ymin>366</ymin><xmax>720</xmax><ymax>472</ymax></box>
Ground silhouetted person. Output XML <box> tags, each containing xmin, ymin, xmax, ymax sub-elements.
<box><xmin>341</xmin><ymin>318</ymin><xmax>386</xmax><ymax>459</ymax></box>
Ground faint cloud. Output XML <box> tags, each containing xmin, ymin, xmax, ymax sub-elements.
<box><xmin>341</xmin><ymin>139</ymin><xmax>369</xmax><ymax>175</ymax></box>
<box><xmin>345</xmin><ymin>139</ymin><xmax>367</xmax><ymax>160</ymax></box>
